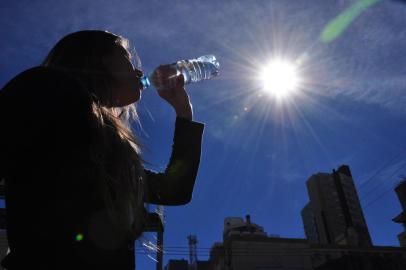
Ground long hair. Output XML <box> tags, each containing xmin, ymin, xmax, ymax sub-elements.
<box><xmin>42</xmin><ymin>30</ymin><xmax>146</xmax><ymax>239</ymax></box>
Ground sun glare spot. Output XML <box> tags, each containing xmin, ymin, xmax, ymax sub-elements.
<box><xmin>259</xmin><ymin>59</ymin><xmax>300</xmax><ymax>99</ymax></box>
<box><xmin>75</xmin><ymin>233</ymin><xmax>84</xmax><ymax>242</ymax></box>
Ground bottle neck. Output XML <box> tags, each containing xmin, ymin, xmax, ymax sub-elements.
<box><xmin>140</xmin><ymin>75</ymin><xmax>151</xmax><ymax>89</ymax></box>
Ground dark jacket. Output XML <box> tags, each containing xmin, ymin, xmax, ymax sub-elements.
<box><xmin>0</xmin><ymin>67</ymin><xmax>204</xmax><ymax>269</ymax></box>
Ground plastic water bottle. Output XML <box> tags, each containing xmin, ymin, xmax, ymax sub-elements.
<box><xmin>140</xmin><ymin>55</ymin><xmax>220</xmax><ymax>90</ymax></box>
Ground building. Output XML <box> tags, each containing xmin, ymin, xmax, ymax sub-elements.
<box><xmin>164</xmin><ymin>259</ymin><xmax>211</xmax><ymax>270</ymax></box>
<box><xmin>209</xmin><ymin>216</ymin><xmax>406</xmax><ymax>270</ymax></box>
<box><xmin>313</xmin><ymin>246</ymin><xmax>406</xmax><ymax>270</ymax></box>
<box><xmin>166</xmin><ymin>165</ymin><xmax>406</xmax><ymax>270</ymax></box>
<box><xmin>195</xmin><ymin>260</ymin><xmax>211</xmax><ymax>270</ymax></box>
<box><xmin>393</xmin><ymin>179</ymin><xmax>406</xmax><ymax>247</ymax></box>
<box><xmin>301</xmin><ymin>165</ymin><xmax>372</xmax><ymax>247</ymax></box>
<box><xmin>210</xmin><ymin>215</ymin><xmax>314</xmax><ymax>270</ymax></box>
<box><xmin>301</xmin><ymin>203</ymin><xmax>319</xmax><ymax>243</ymax></box>
<box><xmin>164</xmin><ymin>259</ymin><xmax>188</xmax><ymax>270</ymax></box>
<box><xmin>223</xmin><ymin>216</ymin><xmax>267</xmax><ymax>238</ymax></box>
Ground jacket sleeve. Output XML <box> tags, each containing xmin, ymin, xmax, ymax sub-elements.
<box><xmin>144</xmin><ymin>117</ymin><xmax>204</xmax><ymax>205</ymax></box>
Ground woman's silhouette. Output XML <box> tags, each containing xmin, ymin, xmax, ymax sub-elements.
<box><xmin>0</xmin><ymin>30</ymin><xmax>204</xmax><ymax>269</ymax></box>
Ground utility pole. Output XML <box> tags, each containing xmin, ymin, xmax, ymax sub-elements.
<box><xmin>144</xmin><ymin>206</ymin><xmax>165</xmax><ymax>270</ymax></box>
<box><xmin>156</xmin><ymin>206</ymin><xmax>165</xmax><ymax>270</ymax></box>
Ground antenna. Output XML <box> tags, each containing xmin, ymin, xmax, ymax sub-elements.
<box><xmin>187</xmin><ymin>235</ymin><xmax>198</xmax><ymax>270</ymax></box>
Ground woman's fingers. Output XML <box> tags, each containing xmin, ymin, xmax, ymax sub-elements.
<box><xmin>157</xmin><ymin>75</ymin><xmax>192</xmax><ymax>120</ymax></box>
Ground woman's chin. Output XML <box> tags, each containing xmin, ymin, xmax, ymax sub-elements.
<box><xmin>112</xmin><ymin>90</ymin><xmax>141</xmax><ymax>107</ymax></box>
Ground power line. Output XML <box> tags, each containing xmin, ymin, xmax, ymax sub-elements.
<box><xmin>358</xmin><ymin>150</ymin><xmax>405</xmax><ymax>191</ymax></box>
<box><xmin>359</xmin><ymin>159</ymin><xmax>406</xmax><ymax>200</ymax></box>
<box><xmin>360</xmin><ymin>161</ymin><xmax>406</xmax><ymax>208</ymax></box>
<box><xmin>363</xmin><ymin>183</ymin><xmax>402</xmax><ymax>210</ymax></box>
<box><xmin>135</xmin><ymin>247</ymin><xmax>406</xmax><ymax>257</ymax></box>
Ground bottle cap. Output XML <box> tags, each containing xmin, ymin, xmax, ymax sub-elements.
<box><xmin>140</xmin><ymin>76</ymin><xmax>151</xmax><ymax>89</ymax></box>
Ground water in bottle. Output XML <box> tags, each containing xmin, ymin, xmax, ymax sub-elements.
<box><xmin>141</xmin><ymin>55</ymin><xmax>220</xmax><ymax>90</ymax></box>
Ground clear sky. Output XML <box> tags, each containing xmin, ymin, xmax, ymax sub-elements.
<box><xmin>1</xmin><ymin>0</ymin><xmax>406</xmax><ymax>268</ymax></box>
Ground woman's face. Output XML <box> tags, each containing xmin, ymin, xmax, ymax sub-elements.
<box><xmin>104</xmin><ymin>46</ymin><xmax>145</xmax><ymax>107</ymax></box>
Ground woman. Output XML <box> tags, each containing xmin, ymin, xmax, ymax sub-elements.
<box><xmin>0</xmin><ymin>30</ymin><xmax>204</xmax><ymax>269</ymax></box>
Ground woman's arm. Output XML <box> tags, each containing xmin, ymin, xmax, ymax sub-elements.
<box><xmin>143</xmin><ymin>66</ymin><xmax>204</xmax><ymax>205</ymax></box>
<box><xmin>144</xmin><ymin>117</ymin><xmax>204</xmax><ymax>205</ymax></box>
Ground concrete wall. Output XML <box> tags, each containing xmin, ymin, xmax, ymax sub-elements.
<box><xmin>227</xmin><ymin>239</ymin><xmax>313</xmax><ymax>270</ymax></box>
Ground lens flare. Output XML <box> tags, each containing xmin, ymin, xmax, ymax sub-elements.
<box><xmin>75</xmin><ymin>233</ymin><xmax>84</xmax><ymax>242</ymax></box>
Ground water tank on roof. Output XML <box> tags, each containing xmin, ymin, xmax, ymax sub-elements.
<box><xmin>224</xmin><ymin>217</ymin><xmax>244</xmax><ymax>230</ymax></box>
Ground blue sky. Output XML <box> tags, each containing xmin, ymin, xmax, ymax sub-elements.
<box><xmin>1</xmin><ymin>0</ymin><xmax>406</xmax><ymax>268</ymax></box>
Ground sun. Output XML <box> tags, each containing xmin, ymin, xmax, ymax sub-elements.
<box><xmin>259</xmin><ymin>59</ymin><xmax>300</xmax><ymax>98</ymax></box>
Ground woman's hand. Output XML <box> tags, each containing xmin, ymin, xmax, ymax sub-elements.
<box><xmin>154</xmin><ymin>65</ymin><xmax>193</xmax><ymax>120</ymax></box>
